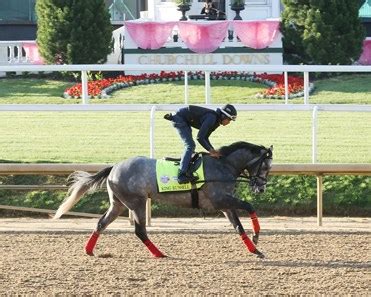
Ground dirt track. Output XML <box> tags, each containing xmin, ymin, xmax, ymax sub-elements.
<box><xmin>0</xmin><ymin>217</ymin><xmax>370</xmax><ymax>295</ymax></box>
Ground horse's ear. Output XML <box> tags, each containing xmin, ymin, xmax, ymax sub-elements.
<box><xmin>265</xmin><ymin>145</ymin><xmax>273</xmax><ymax>157</ymax></box>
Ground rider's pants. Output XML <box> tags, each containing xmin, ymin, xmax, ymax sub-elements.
<box><xmin>172</xmin><ymin>114</ymin><xmax>195</xmax><ymax>174</ymax></box>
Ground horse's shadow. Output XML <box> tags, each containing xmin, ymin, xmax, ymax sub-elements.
<box><xmin>96</xmin><ymin>254</ymin><xmax>369</xmax><ymax>270</ymax></box>
<box><xmin>94</xmin><ymin>253</ymin><xmax>369</xmax><ymax>270</ymax></box>
<box><xmin>224</xmin><ymin>259</ymin><xmax>370</xmax><ymax>269</ymax></box>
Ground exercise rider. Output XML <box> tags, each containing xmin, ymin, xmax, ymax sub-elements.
<box><xmin>164</xmin><ymin>104</ymin><xmax>237</xmax><ymax>184</ymax></box>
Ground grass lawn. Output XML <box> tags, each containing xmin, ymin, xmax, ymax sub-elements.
<box><xmin>0</xmin><ymin>78</ymin><xmax>74</xmax><ymax>104</ymax></box>
<box><xmin>0</xmin><ymin>111</ymin><xmax>370</xmax><ymax>164</ymax></box>
<box><xmin>0</xmin><ymin>74</ymin><xmax>370</xmax><ymax>163</ymax></box>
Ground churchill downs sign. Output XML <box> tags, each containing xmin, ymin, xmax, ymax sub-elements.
<box><xmin>124</xmin><ymin>52</ymin><xmax>283</xmax><ymax>66</ymax></box>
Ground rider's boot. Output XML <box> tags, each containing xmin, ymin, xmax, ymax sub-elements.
<box><xmin>177</xmin><ymin>171</ymin><xmax>191</xmax><ymax>184</ymax></box>
<box><xmin>177</xmin><ymin>171</ymin><xmax>198</xmax><ymax>184</ymax></box>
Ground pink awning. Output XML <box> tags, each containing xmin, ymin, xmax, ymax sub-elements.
<box><xmin>359</xmin><ymin>39</ymin><xmax>371</xmax><ymax>65</ymax></box>
<box><xmin>178</xmin><ymin>21</ymin><xmax>229</xmax><ymax>53</ymax></box>
<box><xmin>22</xmin><ymin>42</ymin><xmax>44</xmax><ymax>64</ymax></box>
<box><xmin>232</xmin><ymin>20</ymin><xmax>280</xmax><ymax>49</ymax></box>
<box><xmin>125</xmin><ymin>21</ymin><xmax>176</xmax><ymax>50</ymax></box>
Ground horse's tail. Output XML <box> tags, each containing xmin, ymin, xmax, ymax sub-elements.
<box><xmin>53</xmin><ymin>166</ymin><xmax>114</xmax><ymax>219</ymax></box>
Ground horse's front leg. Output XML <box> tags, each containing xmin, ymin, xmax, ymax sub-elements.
<box><xmin>220</xmin><ymin>194</ymin><xmax>261</xmax><ymax>245</ymax></box>
<box><xmin>223</xmin><ymin>209</ymin><xmax>264</xmax><ymax>259</ymax></box>
<box><xmin>249</xmin><ymin>210</ymin><xmax>260</xmax><ymax>245</ymax></box>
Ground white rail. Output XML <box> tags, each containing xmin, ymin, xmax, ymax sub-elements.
<box><xmin>0</xmin><ymin>64</ymin><xmax>370</xmax><ymax>105</ymax></box>
<box><xmin>0</xmin><ymin>103</ymin><xmax>369</xmax><ymax>112</ymax></box>
<box><xmin>2</xmin><ymin>64</ymin><xmax>371</xmax><ymax>72</ymax></box>
<box><xmin>0</xmin><ymin>103</ymin><xmax>370</xmax><ymax>164</ymax></box>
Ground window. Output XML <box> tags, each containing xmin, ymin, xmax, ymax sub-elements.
<box><xmin>0</xmin><ymin>0</ymin><xmax>36</xmax><ymax>23</ymax></box>
<box><xmin>0</xmin><ymin>0</ymin><xmax>138</xmax><ymax>24</ymax></box>
<box><xmin>359</xmin><ymin>0</ymin><xmax>371</xmax><ymax>17</ymax></box>
<box><xmin>108</xmin><ymin>0</ymin><xmax>137</xmax><ymax>21</ymax></box>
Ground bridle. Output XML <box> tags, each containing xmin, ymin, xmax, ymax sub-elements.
<box><xmin>240</xmin><ymin>148</ymin><xmax>273</xmax><ymax>188</ymax></box>
<box><xmin>192</xmin><ymin>147</ymin><xmax>273</xmax><ymax>188</ymax></box>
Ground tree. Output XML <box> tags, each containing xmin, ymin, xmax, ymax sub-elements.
<box><xmin>281</xmin><ymin>0</ymin><xmax>365</xmax><ymax>65</ymax></box>
<box><xmin>36</xmin><ymin>0</ymin><xmax>112</xmax><ymax>64</ymax></box>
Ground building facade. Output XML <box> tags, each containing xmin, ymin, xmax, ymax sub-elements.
<box><xmin>0</xmin><ymin>0</ymin><xmax>145</xmax><ymax>41</ymax></box>
<box><xmin>1</xmin><ymin>0</ymin><xmax>370</xmax><ymax>41</ymax></box>
<box><xmin>0</xmin><ymin>0</ymin><xmax>370</xmax><ymax>66</ymax></box>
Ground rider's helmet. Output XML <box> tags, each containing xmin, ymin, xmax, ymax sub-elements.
<box><xmin>221</xmin><ymin>104</ymin><xmax>237</xmax><ymax>121</ymax></box>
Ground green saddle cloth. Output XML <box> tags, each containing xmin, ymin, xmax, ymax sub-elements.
<box><xmin>156</xmin><ymin>159</ymin><xmax>205</xmax><ymax>193</ymax></box>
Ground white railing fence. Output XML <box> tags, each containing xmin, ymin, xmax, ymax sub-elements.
<box><xmin>0</xmin><ymin>64</ymin><xmax>370</xmax><ymax>104</ymax></box>
<box><xmin>1</xmin><ymin>103</ymin><xmax>370</xmax><ymax>164</ymax></box>
<box><xmin>0</xmin><ymin>63</ymin><xmax>370</xmax><ymax>162</ymax></box>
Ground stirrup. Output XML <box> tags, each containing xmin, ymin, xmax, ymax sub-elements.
<box><xmin>177</xmin><ymin>174</ymin><xmax>191</xmax><ymax>184</ymax></box>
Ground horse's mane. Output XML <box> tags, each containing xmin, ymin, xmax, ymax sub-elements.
<box><xmin>218</xmin><ymin>141</ymin><xmax>266</xmax><ymax>156</ymax></box>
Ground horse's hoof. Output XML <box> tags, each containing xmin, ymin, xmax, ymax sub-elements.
<box><xmin>254</xmin><ymin>249</ymin><xmax>265</xmax><ymax>259</ymax></box>
<box><xmin>252</xmin><ymin>233</ymin><xmax>259</xmax><ymax>245</ymax></box>
<box><xmin>85</xmin><ymin>250</ymin><xmax>94</xmax><ymax>256</ymax></box>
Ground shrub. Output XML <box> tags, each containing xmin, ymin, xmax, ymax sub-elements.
<box><xmin>237</xmin><ymin>175</ymin><xmax>370</xmax><ymax>216</ymax></box>
<box><xmin>36</xmin><ymin>0</ymin><xmax>112</xmax><ymax>64</ymax></box>
<box><xmin>281</xmin><ymin>0</ymin><xmax>365</xmax><ymax>65</ymax></box>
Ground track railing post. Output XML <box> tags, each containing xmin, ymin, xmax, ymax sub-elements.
<box><xmin>184</xmin><ymin>71</ymin><xmax>189</xmax><ymax>104</ymax></box>
<box><xmin>81</xmin><ymin>71</ymin><xmax>89</xmax><ymax>104</ymax></box>
<box><xmin>205</xmin><ymin>71</ymin><xmax>211</xmax><ymax>104</ymax></box>
<box><xmin>312</xmin><ymin>105</ymin><xmax>318</xmax><ymax>163</ymax></box>
<box><xmin>317</xmin><ymin>174</ymin><xmax>323</xmax><ymax>226</ymax></box>
<box><xmin>150</xmin><ymin>105</ymin><xmax>156</xmax><ymax>159</ymax></box>
<box><xmin>284</xmin><ymin>71</ymin><xmax>289</xmax><ymax>104</ymax></box>
<box><xmin>304</xmin><ymin>71</ymin><xmax>309</xmax><ymax>104</ymax></box>
<box><xmin>146</xmin><ymin>105</ymin><xmax>156</xmax><ymax>226</ymax></box>
<box><xmin>128</xmin><ymin>210</ymin><xmax>134</xmax><ymax>225</ymax></box>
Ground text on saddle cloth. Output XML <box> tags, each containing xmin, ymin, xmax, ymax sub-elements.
<box><xmin>156</xmin><ymin>159</ymin><xmax>205</xmax><ymax>193</ymax></box>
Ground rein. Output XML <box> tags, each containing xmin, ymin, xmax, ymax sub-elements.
<box><xmin>245</xmin><ymin>149</ymin><xmax>272</xmax><ymax>187</ymax></box>
<box><xmin>193</xmin><ymin>148</ymin><xmax>272</xmax><ymax>186</ymax></box>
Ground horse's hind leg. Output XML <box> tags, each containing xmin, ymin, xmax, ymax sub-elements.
<box><xmin>223</xmin><ymin>210</ymin><xmax>264</xmax><ymax>259</ymax></box>
<box><xmin>131</xmin><ymin>197</ymin><xmax>166</xmax><ymax>258</ymax></box>
<box><xmin>85</xmin><ymin>192</ymin><xmax>125</xmax><ymax>256</ymax></box>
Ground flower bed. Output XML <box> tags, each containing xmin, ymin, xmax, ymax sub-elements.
<box><xmin>63</xmin><ymin>71</ymin><xmax>314</xmax><ymax>100</ymax></box>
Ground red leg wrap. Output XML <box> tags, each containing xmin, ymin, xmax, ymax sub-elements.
<box><xmin>85</xmin><ymin>231</ymin><xmax>99</xmax><ymax>256</ymax></box>
<box><xmin>241</xmin><ymin>233</ymin><xmax>257</xmax><ymax>253</ymax></box>
<box><xmin>250</xmin><ymin>212</ymin><xmax>260</xmax><ymax>234</ymax></box>
<box><xmin>143</xmin><ymin>239</ymin><xmax>165</xmax><ymax>258</ymax></box>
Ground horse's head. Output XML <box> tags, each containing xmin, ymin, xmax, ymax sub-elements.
<box><xmin>219</xmin><ymin>142</ymin><xmax>273</xmax><ymax>194</ymax></box>
<box><xmin>245</xmin><ymin>145</ymin><xmax>273</xmax><ymax>194</ymax></box>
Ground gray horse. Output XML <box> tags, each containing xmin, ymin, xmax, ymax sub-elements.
<box><xmin>54</xmin><ymin>141</ymin><xmax>273</xmax><ymax>258</ymax></box>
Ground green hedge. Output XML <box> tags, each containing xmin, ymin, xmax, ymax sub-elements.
<box><xmin>0</xmin><ymin>175</ymin><xmax>369</xmax><ymax>217</ymax></box>
<box><xmin>238</xmin><ymin>175</ymin><xmax>370</xmax><ymax>216</ymax></box>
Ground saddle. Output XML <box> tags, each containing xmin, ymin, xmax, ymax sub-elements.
<box><xmin>156</xmin><ymin>155</ymin><xmax>205</xmax><ymax>195</ymax></box>
<box><xmin>164</xmin><ymin>153</ymin><xmax>203</xmax><ymax>179</ymax></box>
<box><xmin>159</xmin><ymin>153</ymin><xmax>204</xmax><ymax>208</ymax></box>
